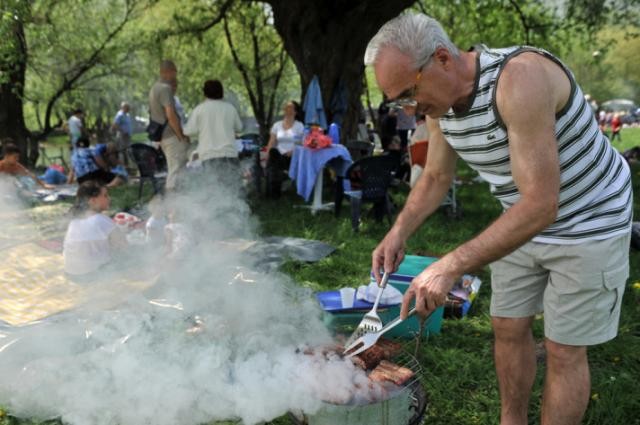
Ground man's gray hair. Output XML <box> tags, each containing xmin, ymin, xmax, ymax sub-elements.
<box><xmin>364</xmin><ymin>13</ymin><xmax>459</xmax><ymax>70</ymax></box>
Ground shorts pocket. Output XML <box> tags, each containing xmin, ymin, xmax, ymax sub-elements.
<box><xmin>602</xmin><ymin>263</ymin><xmax>629</xmax><ymax>315</ymax></box>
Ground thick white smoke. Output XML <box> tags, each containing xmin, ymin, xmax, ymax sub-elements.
<box><xmin>0</xmin><ymin>169</ymin><xmax>369</xmax><ymax>424</ymax></box>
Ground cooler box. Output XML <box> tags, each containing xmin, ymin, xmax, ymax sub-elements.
<box><xmin>318</xmin><ymin>255</ymin><xmax>444</xmax><ymax>339</ymax></box>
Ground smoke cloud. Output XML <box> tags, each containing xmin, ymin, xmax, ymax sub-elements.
<box><xmin>0</xmin><ymin>170</ymin><xmax>369</xmax><ymax>424</ymax></box>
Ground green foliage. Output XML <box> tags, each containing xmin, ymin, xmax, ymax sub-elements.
<box><xmin>222</xmin><ymin>1</ymin><xmax>298</xmax><ymax>135</ymax></box>
<box><xmin>414</xmin><ymin>0</ymin><xmax>567</xmax><ymax>52</ymax></box>
<box><xmin>405</xmin><ymin>0</ymin><xmax>639</xmax><ymax>106</ymax></box>
<box><xmin>24</xmin><ymin>0</ymin><xmax>155</xmax><ymax>131</ymax></box>
<box><xmin>0</xmin><ymin>0</ymin><xmax>29</xmax><ymax>85</ymax></box>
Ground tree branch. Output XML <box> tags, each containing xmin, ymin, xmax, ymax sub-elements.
<box><xmin>42</xmin><ymin>0</ymin><xmax>138</xmax><ymax>134</ymax></box>
<box><xmin>162</xmin><ymin>0</ymin><xmax>235</xmax><ymax>38</ymax></box>
<box><xmin>507</xmin><ymin>0</ymin><xmax>532</xmax><ymax>45</ymax></box>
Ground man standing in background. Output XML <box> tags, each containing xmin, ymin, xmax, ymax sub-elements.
<box><xmin>149</xmin><ymin>60</ymin><xmax>189</xmax><ymax>190</ymax></box>
<box><xmin>112</xmin><ymin>102</ymin><xmax>132</xmax><ymax>167</ymax></box>
<box><xmin>67</xmin><ymin>109</ymin><xmax>84</xmax><ymax>150</ymax></box>
<box><xmin>395</xmin><ymin>104</ymin><xmax>416</xmax><ymax>150</ymax></box>
<box><xmin>184</xmin><ymin>79</ymin><xmax>243</xmax><ymax>187</ymax></box>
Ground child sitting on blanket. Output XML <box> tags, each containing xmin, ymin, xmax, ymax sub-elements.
<box><xmin>63</xmin><ymin>181</ymin><xmax>127</xmax><ymax>276</ymax></box>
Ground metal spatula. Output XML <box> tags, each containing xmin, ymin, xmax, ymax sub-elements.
<box><xmin>343</xmin><ymin>308</ymin><xmax>418</xmax><ymax>357</ymax></box>
<box><xmin>343</xmin><ymin>272</ymin><xmax>390</xmax><ymax>349</ymax></box>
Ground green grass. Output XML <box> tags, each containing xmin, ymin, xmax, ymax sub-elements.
<box><xmin>2</xmin><ymin>135</ymin><xmax>640</xmax><ymax>425</ymax></box>
<box><xmin>610</xmin><ymin>126</ymin><xmax>640</xmax><ymax>152</ymax></box>
<box><xmin>248</xmin><ymin>163</ymin><xmax>640</xmax><ymax>425</ymax></box>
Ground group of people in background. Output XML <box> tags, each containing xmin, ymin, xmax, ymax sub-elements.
<box><xmin>148</xmin><ymin>60</ymin><xmax>243</xmax><ymax>191</ymax></box>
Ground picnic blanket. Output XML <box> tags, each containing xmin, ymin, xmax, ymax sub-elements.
<box><xmin>0</xmin><ymin>242</ymin><xmax>157</xmax><ymax>326</ymax></box>
<box><xmin>210</xmin><ymin>236</ymin><xmax>335</xmax><ymax>271</ymax></box>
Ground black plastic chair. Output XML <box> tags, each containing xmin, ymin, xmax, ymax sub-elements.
<box><xmin>339</xmin><ymin>154</ymin><xmax>396</xmax><ymax>232</ymax></box>
<box><xmin>235</xmin><ymin>133</ymin><xmax>267</xmax><ymax>195</ymax></box>
<box><xmin>129</xmin><ymin>143</ymin><xmax>165</xmax><ymax>200</ymax></box>
<box><xmin>345</xmin><ymin>140</ymin><xmax>374</xmax><ymax>161</ymax></box>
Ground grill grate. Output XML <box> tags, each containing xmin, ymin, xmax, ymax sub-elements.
<box><xmin>290</xmin><ymin>346</ymin><xmax>428</xmax><ymax>425</ymax></box>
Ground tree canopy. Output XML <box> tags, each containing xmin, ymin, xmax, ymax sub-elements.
<box><xmin>1</xmin><ymin>0</ymin><xmax>638</xmax><ymax>163</ymax></box>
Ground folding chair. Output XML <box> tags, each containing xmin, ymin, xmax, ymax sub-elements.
<box><xmin>39</xmin><ymin>145</ymin><xmax>68</xmax><ymax>170</ymax></box>
<box><xmin>345</xmin><ymin>140</ymin><xmax>374</xmax><ymax>161</ymax></box>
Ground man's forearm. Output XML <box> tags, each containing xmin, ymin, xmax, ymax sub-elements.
<box><xmin>444</xmin><ymin>195</ymin><xmax>557</xmax><ymax>276</ymax></box>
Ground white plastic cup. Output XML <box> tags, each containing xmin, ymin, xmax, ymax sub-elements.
<box><xmin>339</xmin><ymin>287</ymin><xmax>356</xmax><ymax>308</ymax></box>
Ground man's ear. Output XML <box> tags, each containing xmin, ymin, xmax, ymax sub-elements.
<box><xmin>433</xmin><ymin>47</ymin><xmax>453</xmax><ymax>70</ymax></box>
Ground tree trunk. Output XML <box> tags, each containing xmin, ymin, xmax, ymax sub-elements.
<box><xmin>0</xmin><ymin>16</ymin><xmax>31</xmax><ymax>163</ymax></box>
<box><xmin>267</xmin><ymin>0</ymin><xmax>415</xmax><ymax>141</ymax></box>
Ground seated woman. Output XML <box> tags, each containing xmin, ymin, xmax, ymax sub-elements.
<box><xmin>0</xmin><ymin>142</ymin><xmax>52</xmax><ymax>188</ymax></box>
<box><xmin>63</xmin><ymin>181</ymin><xmax>126</xmax><ymax>276</ymax></box>
<box><xmin>69</xmin><ymin>136</ymin><xmax>126</xmax><ymax>187</ymax></box>
<box><xmin>265</xmin><ymin>100</ymin><xmax>304</xmax><ymax>197</ymax></box>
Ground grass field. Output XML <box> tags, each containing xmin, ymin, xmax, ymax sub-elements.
<box><xmin>1</xmin><ymin>128</ymin><xmax>639</xmax><ymax>424</ymax></box>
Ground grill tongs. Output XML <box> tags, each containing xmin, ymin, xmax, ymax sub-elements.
<box><xmin>343</xmin><ymin>308</ymin><xmax>417</xmax><ymax>357</ymax></box>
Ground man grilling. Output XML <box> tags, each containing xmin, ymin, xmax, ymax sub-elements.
<box><xmin>366</xmin><ymin>13</ymin><xmax>631</xmax><ymax>425</ymax></box>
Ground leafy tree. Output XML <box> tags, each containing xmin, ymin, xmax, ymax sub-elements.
<box><xmin>161</xmin><ymin>0</ymin><xmax>296</xmax><ymax>141</ymax></box>
<box><xmin>0</xmin><ymin>0</ymin><xmax>31</xmax><ymax>160</ymax></box>
<box><xmin>265</xmin><ymin>0</ymin><xmax>417</xmax><ymax>140</ymax></box>
<box><xmin>222</xmin><ymin>2</ymin><xmax>292</xmax><ymax>140</ymax></box>
<box><xmin>25</xmin><ymin>0</ymin><xmax>151</xmax><ymax>137</ymax></box>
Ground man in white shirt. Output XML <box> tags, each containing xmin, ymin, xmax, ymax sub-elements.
<box><xmin>68</xmin><ymin>109</ymin><xmax>84</xmax><ymax>149</ymax></box>
<box><xmin>184</xmin><ymin>80</ymin><xmax>243</xmax><ymax>185</ymax></box>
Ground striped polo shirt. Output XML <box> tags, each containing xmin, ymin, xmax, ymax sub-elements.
<box><xmin>439</xmin><ymin>46</ymin><xmax>632</xmax><ymax>244</ymax></box>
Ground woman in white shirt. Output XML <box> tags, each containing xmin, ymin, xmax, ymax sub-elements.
<box><xmin>265</xmin><ymin>100</ymin><xmax>304</xmax><ymax>198</ymax></box>
<box><xmin>63</xmin><ymin>181</ymin><xmax>126</xmax><ymax>276</ymax></box>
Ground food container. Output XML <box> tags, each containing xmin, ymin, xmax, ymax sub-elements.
<box><xmin>318</xmin><ymin>255</ymin><xmax>444</xmax><ymax>338</ymax></box>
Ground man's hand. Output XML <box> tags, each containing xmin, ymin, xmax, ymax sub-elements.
<box><xmin>372</xmin><ymin>229</ymin><xmax>406</xmax><ymax>284</ymax></box>
<box><xmin>400</xmin><ymin>257</ymin><xmax>460</xmax><ymax>319</ymax></box>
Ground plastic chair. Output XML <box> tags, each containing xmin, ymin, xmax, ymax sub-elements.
<box><xmin>39</xmin><ymin>145</ymin><xmax>68</xmax><ymax>170</ymax></box>
<box><xmin>340</xmin><ymin>154</ymin><xmax>397</xmax><ymax>232</ymax></box>
<box><xmin>129</xmin><ymin>143</ymin><xmax>165</xmax><ymax>200</ymax></box>
<box><xmin>345</xmin><ymin>140</ymin><xmax>374</xmax><ymax>161</ymax></box>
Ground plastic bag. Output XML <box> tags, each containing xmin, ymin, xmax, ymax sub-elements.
<box><xmin>303</xmin><ymin>128</ymin><xmax>332</xmax><ymax>149</ymax></box>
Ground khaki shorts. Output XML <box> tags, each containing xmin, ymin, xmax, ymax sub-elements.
<box><xmin>490</xmin><ymin>234</ymin><xmax>630</xmax><ymax>346</ymax></box>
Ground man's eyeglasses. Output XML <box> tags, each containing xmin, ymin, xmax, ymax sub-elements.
<box><xmin>392</xmin><ymin>60</ymin><xmax>428</xmax><ymax>107</ymax></box>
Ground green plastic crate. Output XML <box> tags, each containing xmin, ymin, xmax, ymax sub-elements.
<box><xmin>323</xmin><ymin>255</ymin><xmax>443</xmax><ymax>339</ymax></box>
